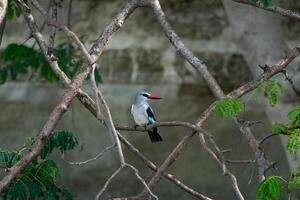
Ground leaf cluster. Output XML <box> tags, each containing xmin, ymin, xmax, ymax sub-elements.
<box><xmin>215</xmin><ymin>97</ymin><xmax>244</xmax><ymax>117</ymax></box>
<box><xmin>289</xmin><ymin>168</ymin><xmax>300</xmax><ymax>190</ymax></box>
<box><xmin>252</xmin><ymin>0</ymin><xmax>272</xmax><ymax>7</ymax></box>
<box><xmin>256</xmin><ymin>176</ymin><xmax>282</xmax><ymax>200</ymax></box>
<box><xmin>271</xmin><ymin>106</ymin><xmax>300</xmax><ymax>155</ymax></box>
<box><xmin>40</xmin><ymin>130</ymin><xmax>79</xmax><ymax>159</ymax></box>
<box><xmin>0</xmin><ymin>43</ymin><xmax>102</xmax><ymax>84</ymax></box>
<box><xmin>0</xmin><ymin>130</ymin><xmax>79</xmax><ymax>200</ymax></box>
<box><xmin>7</xmin><ymin>0</ymin><xmax>22</xmax><ymax>20</ymax></box>
<box><xmin>255</xmin><ymin>80</ymin><xmax>284</xmax><ymax>107</ymax></box>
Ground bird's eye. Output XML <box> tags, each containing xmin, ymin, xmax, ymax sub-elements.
<box><xmin>142</xmin><ymin>94</ymin><xmax>148</xmax><ymax>97</ymax></box>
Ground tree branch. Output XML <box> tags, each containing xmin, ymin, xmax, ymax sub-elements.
<box><xmin>0</xmin><ymin>0</ymin><xmax>7</xmax><ymax>46</ymax></box>
<box><xmin>0</xmin><ymin>0</ymin><xmax>7</xmax><ymax>26</ymax></box>
<box><xmin>198</xmin><ymin>133</ymin><xmax>244</xmax><ymax>200</ymax></box>
<box><xmin>117</xmin><ymin>133</ymin><xmax>213</xmax><ymax>200</ymax></box>
<box><xmin>232</xmin><ymin>0</ymin><xmax>300</xmax><ymax>20</ymax></box>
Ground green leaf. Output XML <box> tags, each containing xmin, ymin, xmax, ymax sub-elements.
<box><xmin>0</xmin><ymin>150</ymin><xmax>21</xmax><ymax>168</ymax></box>
<box><xmin>289</xmin><ymin>176</ymin><xmax>300</xmax><ymax>190</ymax></box>
<box><xmin>288</xmin><ymin>106</ymin><xmax>300</xmax><ymax>127</ymax></box>
<box><xmin>286</xmin><ymin>131</ymin><xmax>300</xmax><ymax>155</ymax></box>
<box><xmin>256</xmin><ymin>176</ymin><xmax>282</xmax><ymax>200</ymax></box>
<box><xmin>1</xmin><ymin>43</ymin><xmax>85</xmax><ymax>84</ymax></box>
<box><xmin>215</xmin><ymin>98</ymin><xmax>244</xmax><ymax>117</ymax></box>
<box><xmin>6</xmin><ymin>0</ymin><xmax>21</xmax><ymax>20</ymax></box>
<box><xmin>266</xmin><ymin>80</ymin><xmax>284</xmax><ymax>107</ymax></box>
<box><xmin>255</xmin><ymin>82</ymin><xmax>265</xmax><ymax>100</ymax></box>
<box><xmin>271</xmin><ymin>124</ymin><xmax>288</xmax><ymax>135</ymax></box>
<box><xmin>3</xmin><ymin>159</ymin><xmax>72</xmax><ymax>200</ymax></box>
<box><xmin>260</xmin><ymin>0</ymin><xmax>272</xmax><ymax>7</ymax></box>
<box><xmin>6</xmin><ymin>0</ymin><xmax>14</xmax><ymax>20</ymax></box>
<box><xmin>40</xmin><ymin>130</ymin><xmax>79</xmax><ymax>159</ymax></box>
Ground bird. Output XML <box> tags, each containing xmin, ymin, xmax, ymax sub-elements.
<box><xmin>131</xmin><ymin>91</ymin><xmax>163</xmax><ymax>143</ymax></box>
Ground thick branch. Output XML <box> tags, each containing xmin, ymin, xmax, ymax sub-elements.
<box><xmin>0</xmin><ymin>0</ymin><xmax>7</xmax><ymax>26</ymax></box>
<box><xmin>0</xmin><ymin>0</ymin><xmax>7</xmax><ymax>46</ymax></box>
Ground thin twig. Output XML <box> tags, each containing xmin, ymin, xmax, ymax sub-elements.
<box><xmin>117</xmin><ymin>132</ymin><xmax>213</xmax><ymax>200</ymax></box>
<box><xmin>48</xmin><ymin>0</ymin><xmax>58</xmax><ymax>50</ymax></box>
<box><xmin>125</xmin><ymin>164</ymin><xmax>158</xmax><ymax>200</ymax></box>
<box><xmin>198</xmin><ymin>133</ymin><xmax>244</xmax><ymax>200</ymax></box>
<box><xmin>259</xmin><ymin>133</ymin><xmax>280</xmax><ymax>145</ymax></box>
<box><xmin>94</xmin><ymin>166</ymin><xmax>123</xmax><ymax>200</ymax></box>
<box><xmin>67</xmin><ymin>143</ymin><xmax>115</xmax><ymax>165</ymax></box>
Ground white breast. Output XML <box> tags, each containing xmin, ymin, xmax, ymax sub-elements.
<box><xmin>131</xmin><ymin>104</ymin><xmax>148</xmax><ymax>126</ymax></box>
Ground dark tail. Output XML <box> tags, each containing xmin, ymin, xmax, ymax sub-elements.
<box><xmin>148</xmin><ymin>128</ymin><xmax>163</xmax><ymax>143</ymax></box>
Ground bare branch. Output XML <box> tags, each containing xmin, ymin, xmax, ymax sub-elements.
<box><xmin>226</xmin><ymin>159</ymin><xmax>254</xmax><ymax>164</ymax></box>
<box><xmin>232</xmin><ymin>0</ymin><xmax>300</xmax><ymax>20</ymax></box>
<box><xmin>134</xmin><ymin>131</ymin><xmax>196</xmax><ymax>199</ymax></box>
<box><xmin>198</xmin><ymin>133</ymin><xmax>244</xmax><ymax>200</ymax></box>
<box><xmin>0</xmin><ymin>0</ymin><xmax>7</xmax><ymax>26</ymax></box>
<box><xmin>116</xmin><ymin>121</ymin><xmax>212</xmax><ymax>137</ymax></box>
<box><xmin>125</xmin><ymin>164</ymin><xmax>158</xmax><ymax>200</ymax></box>
<box><xmin>48</xmin><ymin>0</ymin><xmax>58</xmax><ymax>49</ymax></box>
<box><xmin>117</xmin><ymin>133</ymin><xmax>213</xmax><ymax>200</ymax></box>
<box><xmin>94</xmin><ymin>166</ymin><xmax>123</xmax><ymax>200</ymax></box>
<box><xmin>67</xmin><ymin>143</ymin><xmax>115</xmax><ymax>166</ymax></box>
<box><xmin>259</xmin><ymin>133</ymin><xmax>280</xmax><ymax>145</ymax></box>
<box><xmin>0</xmin><ymin>0</ymin><xmax>7</xmax><ymax>46</ymax></box>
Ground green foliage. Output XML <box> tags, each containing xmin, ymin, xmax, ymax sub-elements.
<box><xmin>288</xmin><ymin>106</ymin><xmax>300</xmax><ymax>127</ymax></box>
<box><xmin>0</xmin><ymin>43</ymin><xmax>101</xmax><ymax>84</ymax></box>
<box><xmin>7</xmin><ymin>0</ymin><xmax>21</xmax><ymax>20</ymax></box>
<box><xmin>0</xmin><ymin>130</ymin><xmax>78</xmax><ymax>199</ymax></box>
<box><xmin>271</xmin><ymin>124</ymin><xmax>288</xmax><ymax>135</ymax></box>
<box><xmin>215</xmin><ymin>98</ymin><xmax>244</xmax><ymax>117</ymax></box>
<box><xmin>286</xmin><ymin>131</ymin><xmax>300</xmax><ymax>155</ymax></box>
<box><xmin>259</xmin><ymin>0</ymin><xmax>272</xmax><ymax>7</ymax></box>
<box><xmin>256</xmin><ymin>176</ymin><xmax>282</xmax><ymax>200</ymax></box>
<box><xmin>289</xmin><ymin>176</ymin><xmax>300</xmax><ymax>190</ymax></box>
<box><xmin>40</xmin><ymin>130</ymin><xmax>79</xmax><ymax>159</ymax></box>
<box><xmin>270</xmin><ymin>107</ymin><xmax>300</xmax><ymax>156</ymax></box>
<box><xmin>255</xmin><ymin>82</ymin><xmax>265</xmax><ymax>99</ymax></box>
<box><xmin>0</xmin><ymin>150</ymin><xmax>21</xmax><ymax>168</ymax></box>
<box><xmin>254</xmin><ymin>79</ymin><xmax>284</xmax><ymax>107</ymax></box>
<box><xmin>3</xmin><ymin>160</ymin><xmax>71</xmax><ymax>200</ymax></box>
<box><xmin>266</xmin><ymin>80</ymin><xmax>284</xmax><ymax>107</ymax></box>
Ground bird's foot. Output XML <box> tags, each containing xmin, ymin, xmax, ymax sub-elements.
<box><xmin>134</xmin><ymin>125</ymin><xmax>139</xmax><ymax>130</ymax></box>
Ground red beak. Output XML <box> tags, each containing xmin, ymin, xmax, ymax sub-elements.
<box><xmin>148</xmin><ymin>94</ymin><xmax>162</xmax><ymax>99</ymax></box>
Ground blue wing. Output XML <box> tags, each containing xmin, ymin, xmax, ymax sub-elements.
<box><xmin>146</xmin><ymin>106</ymin><xmax>156</xmax><ymax>124</ymax></box>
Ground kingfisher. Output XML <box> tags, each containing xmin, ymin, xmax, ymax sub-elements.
<box><xmin>131</xmin><ymin>91</ymin><xmax>163</xmax><ymax>143</ymax></box>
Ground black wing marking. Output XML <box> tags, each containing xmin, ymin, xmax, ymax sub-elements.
<box><xmin>146</xmin><ymin>107</ymin><xmax>156</xmax><ymax>122</ymax></box>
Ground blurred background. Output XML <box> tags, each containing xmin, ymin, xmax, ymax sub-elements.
<box><xmin>1</xmin><ymin>0</ymin><xmax>300</xmax><ymax>199</ymax></box>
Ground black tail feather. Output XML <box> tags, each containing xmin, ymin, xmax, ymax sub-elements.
<box><xmin>148</xmin><ymin>128</ymin><xmax>162</xmax><ymax>143</ymax></box>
